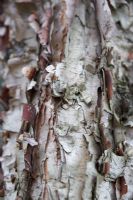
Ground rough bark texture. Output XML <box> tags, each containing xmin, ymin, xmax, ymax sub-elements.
<box><xmin>0</xmin><ymin>0</ymin><xmax>133</xmax><ymax>200</ymax></box>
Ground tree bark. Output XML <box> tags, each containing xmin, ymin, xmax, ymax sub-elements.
<box><xmin>0</xmin><ymin>0</ymin><xmax>133</xmax><ymax>200</ymax></box>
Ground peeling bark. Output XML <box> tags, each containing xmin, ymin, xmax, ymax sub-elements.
<box><xmin>0</xmin><ymin>0</ymin><xmax>133</xmax><ymax>200</ymax></box>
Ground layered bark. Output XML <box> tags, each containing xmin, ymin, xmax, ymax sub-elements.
<box><xmin>0</xmin><ymin>0</ymin><xmax>133</xmax><ymax>200</ymax></box>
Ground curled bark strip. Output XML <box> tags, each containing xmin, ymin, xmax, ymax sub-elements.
<box><xmin>103</xmin><ymin>162</ymin><xmax>110</xmax><ymax>175</ymax></box>
<box><xmin>22</xmin><ymin>104</ymin><xmax>36</xmax><ymax>125</ymax></box>
<box><xmin>51</xmin><ymin>0</ymin><xmax>78</xmax><ymax>62</ymax></box>
<box><xmin>103</xmin><ymin>68</ymin><xmax>113</xmax><ymax>100</ymax></box>
<box><xmin>93</xmin><ymin>0</ymin><xmax>115</xmax><ymax>44</ymax></box>
<box><xmin>117</xmin><ymin>176</ymin><xmax>128</xmax><ymax>198</ymax></box>
<box><xmin>34</xmin><ymin>103</ymin><xmax>46</xmax><ymax>139</ymax></box>
<box><xmin>51</xmin><ymin>2</ymin><xmax>67</xmax><ymax>62</ymax></box>
<box><xmin>37</xmin><ymin>7</ymin><xmax>53</xmax><ymax>70</ymax></box>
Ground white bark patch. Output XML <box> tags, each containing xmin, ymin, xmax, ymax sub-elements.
<box><xmin>2</xmin><ymin>133</ymin><xmax>17</xmax><ymax>200</ymax></box>
<box><xmin>96</xmin><ymin>177</ymin><xmax>112</xmax><ymax>200</ymax></box>
<box><xmin>65</xmin><ymin>13</ymin><xmax>85</xmax><ymax>87</ymax></box>
<box><xmin>3</xmin><ymin>107</ymin><xmax>22</xmax><ymax>132</ymax></box>
<box><xmin>52</xmin><ymin>63</ymin><xmax>67</xmax><ymax>97</ymax></box>
<box><xmin>95</xmin><ymin>0</ymin><xmax>116</xmax><ymax>43</ymax></box>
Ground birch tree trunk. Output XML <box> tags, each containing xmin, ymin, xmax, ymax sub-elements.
<box><xmin>0</xmin><ymin>0</ymin><xmax>133</xmax><ymax>200</ymax></box>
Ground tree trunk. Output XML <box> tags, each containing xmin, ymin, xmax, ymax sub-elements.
<box><xmin>0</xmin><ymin>0</ymin><xmax>133</xmax><ymax>199</ymax></box>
